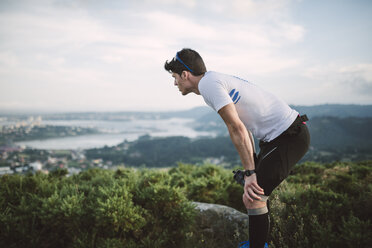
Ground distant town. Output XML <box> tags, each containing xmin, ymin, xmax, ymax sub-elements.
<box><xmin>0</xmin><ymin>146</ymin><xmax>111</xmax><ymax>176</ymax></box>
<box><xmin>0</xmin><ymin>115</ymin><xmax>107</xmax><ymax>176</ymax></box>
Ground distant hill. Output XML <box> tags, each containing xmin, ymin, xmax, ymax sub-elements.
<box><xmin>189</xmin><ymin>104</ymin><xmax>372</xmax><ymax>162</ymax></box>
<box><xmin>291</xmin><ymin>104</ymin><xmax>372</xmax><ymax>118</ymax></box>
<box><xmin>191</xmin><ymin>104</ymin><xmax>372</xmax><ymax>130</ymax></box>
<box><xmin>189</xmin><ymin>104</ymin><xmax>372</xmax><ymax>122</ymax></box>
<box><xmin>307</xmin><ymin>116</ymin><xmax>372</xmax><ymax>149</ymax></box>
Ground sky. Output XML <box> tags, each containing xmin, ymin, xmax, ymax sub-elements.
<box><xmin>0</xmin><ymin>0</ymin><xmax>371</xmax><ymax>113</ymax></box>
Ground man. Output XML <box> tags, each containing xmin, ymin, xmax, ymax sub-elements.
<box><xmin>164</xmin><ymin>48</ymin><xmax>310</xmax><ymax>248</ymax></box>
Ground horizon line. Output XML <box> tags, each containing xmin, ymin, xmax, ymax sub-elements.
<box><xmin>1</xmin><ymin>103</ymin><xmax>372</xmax><ymax>115</ymax></box>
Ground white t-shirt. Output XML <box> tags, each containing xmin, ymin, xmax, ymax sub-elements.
<box><xmin>198</xmin><ymin>71</ymin><xmax>298</xmax><ymax>142</ymax></box>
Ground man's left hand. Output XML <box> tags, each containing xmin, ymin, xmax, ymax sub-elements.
<box><xmin>243</xmin><ymin>173</ymin><xmax>265</xmax><ymax>202</ymax></box>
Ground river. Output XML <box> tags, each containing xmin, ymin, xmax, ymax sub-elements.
<box><xmin>12</xmin><ymin>118</ymin><xmax>216</xmax><ymax>150</ymax></box>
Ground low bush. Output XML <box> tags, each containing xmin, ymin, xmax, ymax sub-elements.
<box><xmin>1</xmin><ymin>161</ymin><xmax>371</xmax><ymax>247</ymax></box>
<box><xmin>0</xmin><ymin>168</ymin><xmax>195</xmax><ymax>248</ymax></box>
<box><xmin>169</xmin><ymin>162</ymin><xmax>372</xmax><ymax>247</ymax></box>
<box><xmin>268</xmin><ymin>161</ymin><xmax>372</xmax><ymax>248</ymax></box>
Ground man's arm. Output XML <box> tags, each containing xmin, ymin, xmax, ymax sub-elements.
<box><xmin>218</xmin><ymin>103</ymin><xmax>264</xmax><ymax>201</ymax></box>
<box><xmin>218</xmin><ymin>103</ymin><xmax>255</xmax><ymax>170</ymax></box>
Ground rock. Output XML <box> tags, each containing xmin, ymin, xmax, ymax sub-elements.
<box><xmin>188</xmin><ymin>202</ymin><xmax>249</xmax><ymax>247</ymax></box>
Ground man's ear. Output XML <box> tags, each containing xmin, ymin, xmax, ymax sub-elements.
<box><xmin>181</xmin><ymin>71</ymin><xmax>188</xmax><ymax>80</ymax></box>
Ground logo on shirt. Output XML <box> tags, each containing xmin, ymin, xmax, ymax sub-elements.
<box><xmin>229</xmin><ymin>89</ymin><xmax>241</xmax><ymax>104</ymax></box>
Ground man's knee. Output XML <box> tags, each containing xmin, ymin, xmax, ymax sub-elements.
<box><xmin>242</xmin><ymin>194</ymin><xmax>269</xmax><ymax>215</ymax></box>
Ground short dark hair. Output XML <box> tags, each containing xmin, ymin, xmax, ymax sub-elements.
<box><xmin>164</xmin><ymin>48</ymin><xmax>207</xmax><ymax>76</ymax></box>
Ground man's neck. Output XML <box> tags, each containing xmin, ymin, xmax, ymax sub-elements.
<box><xmin>190</xmin><ymin>73</ymin><xmax>205</xmax><ymax>95</ymax></box>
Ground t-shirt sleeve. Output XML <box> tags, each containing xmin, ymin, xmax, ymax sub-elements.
<box><xmin>199</xmin><ymin>78</ymin><xmax>232</xmax><ymax>112</ymax></box>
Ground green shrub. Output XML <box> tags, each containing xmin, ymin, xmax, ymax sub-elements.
<box><xmin>1</xmin><ymin>161</ymin><xmax>371</xmax><ymax>247</ymax></box>
<box><xmin>169</xmin><ymin>162</ymin><xmax>372</xmax><ymax>248</ymax></box>
<box><xmin>169</xmin><ymin>163</ymin><xmax>245</xmax><ymax>211</ymax></box>
<box><xmin>268</xmin><ymin>161</ymin><xmax>372</xmax><ymax>248</ymax></box>
<box><xmin>0</xmin><ymin>168</ymin><xmax>195</xmax><ymax>248</ymax></box>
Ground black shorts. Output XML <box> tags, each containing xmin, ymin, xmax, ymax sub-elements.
<box><xmin>255</xmin><ymin>115</ymin><xmax>310</xmax><ymax>196</ymax></box>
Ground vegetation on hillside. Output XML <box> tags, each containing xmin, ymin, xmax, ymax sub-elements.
<box><xmin>85</xmin><ymin>131</ymin><xmax>372</xmax><ymax>167</ymax></box>
<box><xmin>85</xmin><ymin>135</ymin><xmax>240</xmax><ymax>167</ymax></box>
<box><xmin>0</xmin><ymin>161</ymin><xmax>371</xmax><ymax>247</ymax></box>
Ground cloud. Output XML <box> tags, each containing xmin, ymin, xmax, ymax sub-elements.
<box><xmin>0</xmin><ymin>51</ymin><xmax>19</xmax><ymax>67</ymax></box>
<box><xmin>339</xmin><ymin>64</ymin><xmax>372</xmax><ymax>95</ymax></box>
<box><xmin>133</xmin><ymin>5</ymin><xmax>304</xmax><ymax>74</ymax></box>
<box><xmin>0</xmin><ymin>0</ymin><xmax>322</xmax><ymax>112</ymax></box>
<box><xmin>303</xmin><ymin>63</ymin><xmax>372</xmax><ymax>103</ymax></box>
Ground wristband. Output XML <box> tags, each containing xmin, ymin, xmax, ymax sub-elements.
<box><xmin>244</xmin><ymin>170</ymin><xmax>256</xmax><ymax>177</ymax></box>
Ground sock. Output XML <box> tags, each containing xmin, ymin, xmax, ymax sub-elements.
<box><xmin>249</xmin><ymin>212</ymin><xmax>269</xmax><ymax>248</ymax></box>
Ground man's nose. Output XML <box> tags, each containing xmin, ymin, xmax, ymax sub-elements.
<box><xmin>174</xmin><ymin>80</ymin><xmax>178</xmax><ymax>86</ymax></box>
